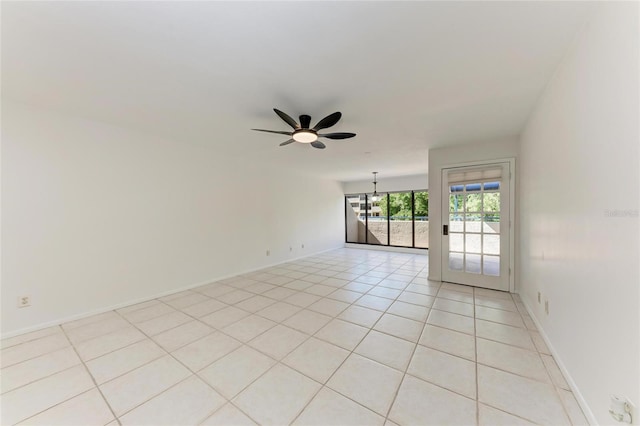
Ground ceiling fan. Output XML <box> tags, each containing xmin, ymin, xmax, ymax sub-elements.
<box><xmin>252</xmin><ymin>108</ymin><xmax>356</xmax><ymax>149</ymax></box>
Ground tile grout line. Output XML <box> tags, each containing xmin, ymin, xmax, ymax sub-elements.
<box><xmin>60</xmin><ymin>324</ymin><xmax>122</xmax><ymax>426</ymax></box>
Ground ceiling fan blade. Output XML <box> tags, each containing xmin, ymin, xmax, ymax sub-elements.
<box><xmin>251</xmin><ymin>129</ymin><xmax>293</xmax><ymax>136</ymax></box>
<box><xmin>311</xmin><ymin>141</ymin><xmax>326</xmax><ymax>149</ymax></box>
<box><xmin>299</xmin><ymin>115</ymin><xmax>312</xmax><ymax>129</ymax></box>
<box><xmin>319</xmin><ymin>132</ymin><xmax>356</xmax><ymax>140</ymax></box>
<box><xmin>273</xmin><ymin>109</ymin><xmax>300</xmax><ymax>129</ymax></box>
<box><xmin>279</xmin><ymin>139</ymin><xmax>296</xmax><ymax>146</ymax></box>
<box><xmin>313</xmin><ymin>112</ymin><xmax>342</xmax><ymax>131</ymax></box>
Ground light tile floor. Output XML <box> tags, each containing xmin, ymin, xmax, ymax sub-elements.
<box><xmin>1</xmin><ymin>248</ymin><xmax>589</xmax><ymax>425</ymax></box>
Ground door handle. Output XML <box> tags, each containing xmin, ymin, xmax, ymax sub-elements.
<box><xmin>443</xmin><ymin>225</ymin><xmax>448</xmax><ymax>236</ymax></box>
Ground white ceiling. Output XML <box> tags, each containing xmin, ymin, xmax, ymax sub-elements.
<box><xmin>2</xmin><ymin>1</ymin><xmax>593</xmax><ymax>182</ymax></box>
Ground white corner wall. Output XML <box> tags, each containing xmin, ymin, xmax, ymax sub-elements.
<box><xmin>427</xmin><ymin>138</ymin><xmax>518</xmax><ymax>282</ymax></box>
<box><xmin>1</xmin><ymin>101</ymin><xmax>344</xmax><ymax>336</ymax></box>
<box><xmin>518</xmin><ymin>3</ymin><xmax>639</xmax><ymax>424</ymax></box>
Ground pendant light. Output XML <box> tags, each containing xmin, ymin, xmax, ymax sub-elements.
<box><xmin>371</xmin><ymin>172</ymin><xmax>379</xmax><ymax>202</ymax></box>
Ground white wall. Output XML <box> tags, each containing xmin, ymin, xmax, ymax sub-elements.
<box><xmin>427</xmin><ymin>138</ymin><xmax>518</xmax><ymax>282</ymax></box>
<box><xmin>518</xmin><ymin>3</ymin><xmax>639</xmax><ymax>424</ymax></box>
<box><xmin>1</xmin><ymin>101</ymin><xmax>345</xmax><ymax>336</ymax></box>
<box><xmin>342</xmin><ymin>174</ymin><xmax>427</xmax><ymax>195</ymax></box>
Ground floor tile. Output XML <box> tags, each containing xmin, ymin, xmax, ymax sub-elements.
<box><xmin>378</xmin><ymin>278</ymin><xmax>409</xmax><ymax>290</ymax></box>
<box><xmin>1</xmin><ymin>346</ymin><xmax>80</xmax><ymax>394</ymax></box>
<box><xmin>234</xmin><ymin>295</ymin><xmax>276</xmax><ymax>313</ymax></box>
<box><xmin>387</xmin><ymin>301</ymin><xmax>429</xmax><ymax>322</ymax></box>
<box><xmin>246</xmin><ymin>282</ymin><xmax>278</xmax><ymax>294</ymax></box>
<box><xmin>354</xmin><ymin>331</ymin><xmax>415</xmax><ymax>372</ymax></box>
<box><xmin>200</xmin><ymin>306</ymin><xmax>250</xmax><ymax>330</ymax></box>
<box><xmin>529</xmin><ymin>330</ymin><xmax>551</xmax><ymax>354</ymax></box>
<box><xmin>373</xmin><ymin>313</ymin><xmax>424</xmax><ymax>342</ymax></box>
<box><xmin>255</xmin><ymin>302</ymin><xmax>302</xmax><ymax>322</ymax></box>
<box><xmin>321</xmin><ymin>277</ymin><xmax>349</xmax><ymax>288</ymax></box>
<box><xmin>198</xmin><ymin>345</ymin><xmax>276</xmax><ymax>399</ymax></box>
<box><xmin>307</xmin><ymin>298</ymin><xmax>350</xmax><ymax>317</ymax></box>
<box><xmin>558</xmin><ymin>389</ymin><xmax>589</xmax><ymax>426</ymax></box>
<box><xmin>248</xmin><ymin>325</ymin><xmax>308</xmax><ymax>360</ymax></box>
<box><xmin>201</xmin><ymin>403</ymin><xmax>257</xmax><ymax>425</ymax></box>
<box><xmin>475</xmin><ymin>305</ymin><xmax>525</xmax><ymax>328</ymax></box>
<box><xmin>74</xmin><ymin>326</ymin><xmax>146</xmax><ymax>361</ymax></box>
<box><xmin>283</xmin><ymin>280</ymin><xmax>314</xmax><ymax>291</ymax></box>
<box><xmin>405</xmin><ymin>283</ymin><xmax>439</xmax><ymax>296</ymax></box>
<box><xmin>293</xmin><ymin>387</ymin><xmax>384</xmax><ymax>426</ymax></box>
<box><xmin>478</xmin><ymin>403</ymin><xmax>535</xmax><ymax>425</ymax></box>
<box><xmin>119</xmin><ymin>376</ymin><xmax>225</xmax><ymax>425</ymax></box>
<box><xmin>181</xmin><ymin>299</ymin><xmax>228</xmax><ymax>318</ymax></box>
<box><xmin>419</xmin><ymin>324</ymin><xmax>476</xmax><ymax>361</ymax></box>
<box><xmin>541</xmin><ymin>354</ymin><xmax>571</xmax><ymax>390</ymax></box>
<box><xmin>217</xmin><ymin>290</ymin><xmax>254</xmax><ymax>305</ymax></box>
<box><xmin>1</xmin><ymin>365</ymin><xmax>95</xmax><ymax>425</ymax></box>
<box><xmin>427</xmin><ymin>309</ymin><xmax>475</xmax><ymax>335</ymax></box>
<box><xmin>477</xmin><ymin>338</ymin><xmax>549</xmax><ymax>383</ymax></box>
<box><xmin>367</xmin><ymin>286</ymin><xmax>402</xmax><ymax>300</ymax></box>
<box><xmin>337</xmin><ymin>305</ymin><xmax>383</xmax><ymax>328</ymax></box>
<box><xmin>152</xmin><ymin>320</ymin><xmax>213</xmax><ymax>352</ymax></box>
<box><xmin>135</xmin><ymin>311</ymin><xmax>192</xmax><ymax>336</ymax></box>
<box><xmin>1</xmin><ymin>326</ymin><xmax>62</xmax><ymax>350</ymax></box>
<box><xmin>20</xmin><ymin>388</ymin><xmax>114</xmax><ymax>426</ymax></box>
<box><xmin>164</xmin><ymin>292</ymin><xmax>210</xmax><ymax>309</ymax></box>
<box><xmin>283</xmin><ymin>310</ymin><xmax>332</xmax><ymax>335</ymax></box>
<box><xmin>354</xmin><ymin>295</ymin><xmax>393</xmax><ymax>312</ymax></box>
<box><xmin>327</xmin><ymin>354</ymin><xmax>403</xmax><ymax>416</ymax></box>
<box><xmin>99</xmin><ymin>355</ymin><xmax>191</xmax><ymax>416</ymax></box>
<box><xmin>234</xmin><ymin>364</ymin><xmax>321</xmax><ymax>425</ymax></box>
<box><xmin>300</xmin><ymin>274</ymin><xmax>327</xmax><ymax>284</ymax></box>
<box><xmin>477</xmin><ymin>364</ymin><xmax>570</xmax><ymax>425</ymax></box>
<box><xmin>343</xmin><ymin>282</ymin><xmax>374</xmax><ymax>293</ymax></box>
<box><xmin>1</xmin><ymin>333</ymin><xmax>70</xmax><ymax>368</ymax></box>
<box><xmin>262</xmin><ymin>287</ymin><xmax>298</xmax><ymax>301</ymax></box>
<box><xmin>86</xmin><ymin>339</ymin><xmax>165</xmax><ymax>384</ymax></box>
<box><xmin>61</xmin><ymin>311</ymin><xmax>122</xmax><ymax>331</ymax></box>
<box><xmin>475</xmin><ymin>288</ymin><xmax>513</xmax><ymax>300</ymax></box>
<box><xmin>396</xmin><ymin>291</ymin><xmax>434</xmax><ymax>307</ymax></box>
<box><xmin>475</xmin><ymin>320</ymin><xmax>535</xmax><ymax>350</ymax></box>
<box><xmin>314</xmin><ymin>319</ymin><xmax>368</xmax><ymax>351</ymax></box>
<box><xmin>172</xmin><ymin>332</ymin><xmax>242</xmax><ymax>372</ymax></box>
<box><xmin>304</xmin><ymin>284</ymin><xmax>336</xmax><ymax>297</ymax></box>
<box><xmin>475</xmin><ymin>295</ymin><xmax>518</xmax><ymax>312</ymax></box>
<box><xmin>432</xmin><ymin>298</ymin><xmax>475</xmax><ymax>317</ymax></box>
<box><xmin>122</xmin><ymin>303</ymin><xmax>175</xmax><ymax>324</ymax></box>
<box><xmin>437</xmin><ymin>289</ymin><xmax>475</xmax><ymax>303</ymax></box>
<box><xmin>285</xmin><ymin>292</ymin><xmax>322</xmax><ymax>308</ymax></box>
<box><xmin>441</xmin><ymin>282</ymin><xmax>474</xmax><ymax>294</ymax></box>
<box><xmin>222</xmin><ymin>315</ymin><xmax>276</xmax><ymax>343</ymax></box>
<box><xmin>65</xmin><ymin>315</ymin><xmax>131</xmax><ymax>344</ymax></box>
<box><xmin>408</xmin><ymin>345</ymin><xmax>476</xmax><ymax>398</ymax></box>
<box><xmin>283</xmin><ymin>337</ymin><xmax>349</xmax><ymax>383</ymax></box>
<box><xmin>195</xmin><ymin>284</ymin><xmax>236</xmax><ymax>299</ymax></box>
<box><xmin>327</xmin><ymin>289</ymin><xmax>362</xmax><ymax>303</ymax></box>
<box><xmin>388</xmin><ymin>375</ymin><xmax>476</xmax><ymax>426</ymax></box>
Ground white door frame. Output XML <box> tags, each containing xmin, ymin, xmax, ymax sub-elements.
<box><xmin>440</xmin><ymin>158</ymin><xmax>516</xmax><ymax>293</ymax></box>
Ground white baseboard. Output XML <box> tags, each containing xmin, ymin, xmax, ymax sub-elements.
<box><xmin>520</xmin><ymin>297</ymin><xmax>597</xmax><ymax>426</ymax></box>
<box><xmin>1</xmin><ymin>245</ymin><xmax>343</xmax><ymax>340</ymax></box>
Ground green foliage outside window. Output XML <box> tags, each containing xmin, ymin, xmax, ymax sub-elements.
<box><xmin>379</xmin><ymin>191</ymin><xmax>428</xmax><ymax>219</ymax></box>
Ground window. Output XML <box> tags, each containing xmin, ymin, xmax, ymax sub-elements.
<box><xmin>345</xmin><ymin>190</ymin><xmax>429</xmax><ymax>249</ymax></box>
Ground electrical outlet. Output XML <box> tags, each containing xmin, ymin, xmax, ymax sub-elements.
<box><xmin>545</xmin><ymin>300</ymin><xmax>549</xmax><ymax>315</ymax></box>
<box><xmin>538</xmin><ymin>292</ymin><xmax>541</xmax><ymax>303</ymax></box>
<box><xmin>18</xmin><ymin>296</ymin><xmax>31</xmax><ymax>308</ymax></box>
<box><xmin>266</xmin><ymin>249</ymin><xmax>270</xmax><ymax>256</ymax></box>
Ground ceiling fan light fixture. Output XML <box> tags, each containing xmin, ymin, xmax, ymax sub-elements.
<box><xmin>292</xmin><ymin>130</ymin><xmax>318</xmax><ymax>143</ymax></box>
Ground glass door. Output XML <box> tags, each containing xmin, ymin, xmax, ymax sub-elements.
<box><xmin>441</xmin><ymin>163</ymin><xmax>510</xmax><ymax>291</ymax></box>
